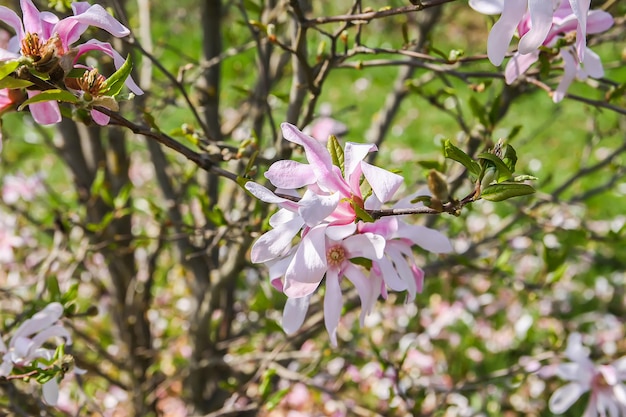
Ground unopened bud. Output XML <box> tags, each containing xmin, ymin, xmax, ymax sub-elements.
<box><xmin>427</xmin><ymin>169</ymin><xmax>449</xmax><ymax>203</ymax></box>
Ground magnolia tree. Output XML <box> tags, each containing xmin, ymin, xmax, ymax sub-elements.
<box><xmin>0</xmin><ymin>0</ymin><xmax>625</xmax><ymax>415</ymax></box>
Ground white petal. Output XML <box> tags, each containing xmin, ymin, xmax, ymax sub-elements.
<box><xmin>11</xmin><ymin>303</ymin><xmax>64</xmax><ymax>344</ymax></box>
<box><xmin>361</xmin><ymin>161</ymin><xmax>403</xmax><ymax>204</ymax></box>
<box><xmin>282</xmin><ymin>296</ymin><xmax>311</xmax><ymax>334</ymax></box>
<box><xmin>397</xmin><ymin>224</ymin><xmax>453</xmax><ymax>254</ymax></box>
<box><xmin>549</xmin><ymin>382</ymin><xmax>587</xmax><ymax>413</ymax></box>
<box><xmin>323</xmin><ymin>271</ymin><xmax>343</xmax><ymax>347</ymax></box>
<box><xmin>42</xmin><ymin>379</ymin><xmax>59</xmax><ymax>406</ymax></box>
<box><xmin>469</xmin><ymin>0</ymin><xmax>504</xmax><ymax>15</ymax></box>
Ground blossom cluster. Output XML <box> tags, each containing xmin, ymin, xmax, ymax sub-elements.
<box><xmin>0</xmin><ymin>0</ymin><xmax>142</xmax><ymax>131</ymax></box>
<box><xmin>470</xmin><ymin>0</ymin><xmax>614</xmax><ymax>102</ymax></box>
<box><xmin>0</xmin><ymin>302</ymin><xmax>81</xmax><ymax>406</ymax></box>
<box><xmin>246</xmin><ymin>123</ymin><xmax>452</xmax><ymax>345</ymax></box>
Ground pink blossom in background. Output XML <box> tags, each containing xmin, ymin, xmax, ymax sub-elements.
<box><xmin>548</xmin><ymin>333</ymin><xmax>626</xmax><ymax>416</ymax></box>
<box><xmin>0</xmin><ymin>214</ymin><xmax>23</xmax><ymax>263</ymax></box>
<box><xmin>2</xmin><ymin>172</ymin><xmax>44</xmax><ymax>204</ymax></box>
<box><xmin>307</xmin><ymin>116</ymin><xmax>348</xmax><ymax>143</ymax></box>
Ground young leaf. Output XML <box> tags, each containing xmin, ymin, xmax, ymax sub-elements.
<box><xmin>480</xmin><ymin>182</ymin><xmax>535</xmax><ymax>201</ymax></box>
<box><xmin>0</xmin><ymin>60</ymin><xmax>20</xmax><ymax>81</ymax></box>
<box><xmin>0</xmin><ymin>77</ymin><xmax>33</xmax><ymax>89</ymax></box>
<box><xmin>477</xmin><ymin>152</ymin><xmax>514</xmax><ymax>182</ymax></box>
<box><xmin>327</xmin><ymin>134</ymin><xmax>345</xmax><ymax>174</ymax></box>
<box><xmin>100</xmin><ymin>55</ymin><xmax>133</xmax><ymax>97</ymax></box>
<box><xmin>18</xmin><ymin>89</ymin><xmax>78</xmax><ymax>111</ymax></box>
<box><xmin>443</xmin><ymin>140</ymin><xmax>481</xmax><ymax>178</ymax></box>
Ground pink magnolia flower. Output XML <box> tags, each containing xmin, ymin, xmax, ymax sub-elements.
<box><xmin>0</xmin><ymin>0</ymin><xmax>142</xmax><ymax>124</ymax></box>
<box><xmin>360</xmin><ymin>216</ymin><xmax>452</xmax><ymax>302</ymax></box>
<box><xmin>505</xmin><ymin>1</ymin><xmax>613</xmax><ymax>102</ymax></box>
<box><xmin>0</xmin><ymin>302</ymin><xmax>78</xmax><ymax>406</ymax></box>
<box><xmin>469</xmin><ymin>0</ymin><xmax>592</xmax><ymax>66</ymax></box>
<box><xmin>548</xmin><ymin>333</ymin><xmax>626</xmax><ymax>416</ymax></box>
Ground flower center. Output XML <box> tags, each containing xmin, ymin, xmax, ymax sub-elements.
<box><xmin>77</xmin><ymin>69</ymin><xmax>106</xmax><ymax>98</ymax></box>
<box><xmin>326</xmin><ymin>245</ymin><xmax>345</xmax><ymax>267</ymax></box>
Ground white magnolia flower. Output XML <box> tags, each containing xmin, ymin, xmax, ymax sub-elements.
<box><xmin>549</xmin><ymin>333</ymin><xmax>626</xmax><ymax>416</ymax></box>
<box><xmin>0</xmin><ymin>302</ymin><xmax>75</xmax><ymax>405</ymax></box>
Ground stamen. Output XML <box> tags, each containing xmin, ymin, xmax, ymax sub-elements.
<box><xmin>326</xmin><ymin>245</ymin><xmax>345</xmax><ymax>267</ymax></box>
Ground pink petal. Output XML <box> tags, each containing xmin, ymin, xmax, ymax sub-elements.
<box><xmin>323</xmin><ymin>270</ymin><xmax>343</xmax><ymax>347</ymax></box>
<box><xmin>265</xmin><ymin>160</ymin><xmax>315</xmax><ymax>189</ymax></box>
<box><xmin>518</xmin><ymin>0</ymin><xmax>554</xmax><ymax>54</ymax></box>
<box><xmin>375</xmin><ymin>255</ymin><xmax>406</xmax><ymax>292</ymax></box>
<box><xmin>586</xmin><ymin>10</ymin><xmax>614</xmax><ymax>34</ymax></box>
<box><xmin>68</xmin><ymin>4</ymin><xmax>130</xmax><ymax>38</ymax></box>
<box><xmin>19</xmin><ymin>0</ymin><xmax>42</xmax><ymax>35</ymax></box>
<box><xmin>26</xmin><ymin>90</ymin><xmax>62</xmax><ymax>125</ymax></box>
<box><xmin>553</xmin><ymin>49</ymin><xmax>578</xmax><ymax>103</ymax></box>
<box><xmin>0</xmin><ymin>6</ymin><xmax>24</xmax><ymax>40</ymax></box>
<box><xmin>487</xmin><ymin>0</ymin><xmax>527</xmax><ymax>65</ymax></box>
<box><xmin>282</xmin><ymin>295</ymin><xmax>310</xmax><ymax>334</ymax></box>
<box><xmin>568</xmin><ymin>0</ymin><xmax>590</xmax><ymax>60</ymax></box>
<box><xmin>91</xmin><ymin>109</ymin><xmax>110</xmax><ymax>125</ymax></box>
<box><xmin>581</xmin><ymin>48</ymin><xmax>604</xmax><ymax>79</ymax></box>
<box><xmin>505</xmin><ymin>51</ymin><xmax>539</xmax><ymax>84</ymax></box>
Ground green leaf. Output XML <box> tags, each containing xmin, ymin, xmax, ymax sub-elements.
<box><xmin>327</xmin><ymin>134</ymin><xmax>345</xmax><ymax>175</ymax></box>
<box><xmin>18</xmin><ymin>89</ymin><xmax>78</xmax><ymax>110</ymax></box>
<box><xmin>480</xmin><ymin>182</ymin><xmax>535</xmax><ymax>201</ymax></box>
<box><xmin>351</xmin><ymin>200</ymin><xmax>374</xmax><ymax>223</ymax></box>
<box><xmin>46</xmin><ymin>276</ymin><xmax>61</xmax><ymax>301</ymax></box>
<box><xmin>0</xmin><ymin>76</ymin><xmax>33</xmax><ymax>89</ymax></box>
<box><xmin>0</xmin><ymin>60</ymin><xmax>20</xmax><ymax>81</ymax></box>
<box><xmin>206</xmin><ymin>207</ymin><xmax>227</xmax><ymax>227</ymax></box>
<box><xmin>100</xmin><ymin>55</ymin><xmax>132</xmax><ymax>97</ymax></box>
<box><xmin>477</xmin><ymin>152</ymin><xmax>514</xmax><ymax>182</ymax></box>
<box><xmin>501</xmin><ymin>143</ymin><xmax>518</xmax><ymax>173</ymax></box>
<box><xmin>265</xmin><ymin>388</ymin><xmax>290</xmax><ymax>411</ymax></box>
<box><xmin>443</xmin><ymin>140</ymin><xmax>481</xmax><ymax>178</ymax></box>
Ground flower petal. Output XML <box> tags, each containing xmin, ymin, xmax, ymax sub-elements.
<box><xmin>518</xmin><ymin>0</ymin><xmax>554</xmax><ymax>54</ymax></box>
<box><xmin>265</xmin><ymin>160</ymin><xmax>316</xmax><ymax>189</ymax></box>
<box><xmin>42</xmin><ymin>379</ymin><xmax>59</xmax><ymax>406</ymax></box>
<box><xmin>250</xmin><ymin>216</ymin><xmax>304</xmax><ymax>263</ymax></box>
<box><xmin>505</xmin><ymin>51</ymin><xmax>539</xmax><ymax>84</ymax></box>
<box><xmin>282</xmin><ymin>295</ymin><xmax>311</xmax><ymax>334</ymax></box>
<box><xmin>11</xmin><ymin>302</ymin><xmax>64</xmax><ymax>343</ymax></box>
<box><xmin>487</xmin><ymin>0</ymin><xmax>527</xmax><ymax>65</ymax></box>
<box><xmin>26</xmin><ymin>91</ymin><xmax>62</xmax><ymax>125</ymax></box>
<box><xmin>323</xmin><ymin>270</ymin><xmax>343</xmax><ymax>347</ymax></box>
<box><xmin>361</xmin><ymin>161</ymin><xmax>404</xmax><ymax>204</ymax></box>
<box><xmin>469</xmin><ymin>0</ymin><xmax>504</xmax><ymax>15</ymax></box>
<box><xmin>285</xmin><ymin>224</ymin><xmax>327</xmax><ymax>284</ymax></box>
<box><xmin>549</xmin><ymin>382</ymin><xmax>587</xmax><ymax>414</ymax></box>
<box><xmin>397</xmin><ymin>223</ymin><xmax>453</xmax><ymax>254</ymax></box>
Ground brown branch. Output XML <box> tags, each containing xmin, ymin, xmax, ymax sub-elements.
<box><xmin>301</xmin><ymin>0</ymin><xmax>458</xmax><ymax>26</ymax></box>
